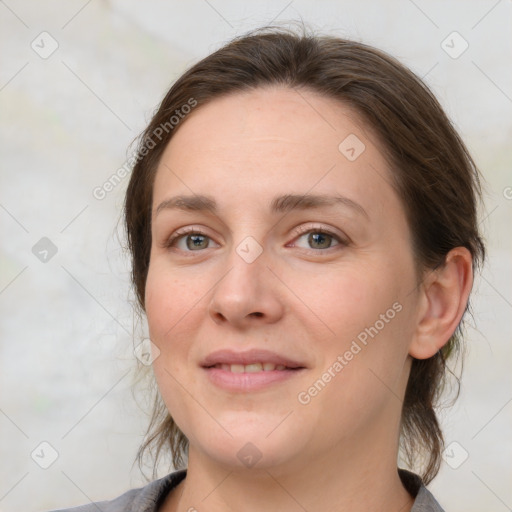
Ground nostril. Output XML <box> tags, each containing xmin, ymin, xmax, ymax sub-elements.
<box><xmin>212</xmin><ymin>312</ymin><xmax>227</xmax><ymax>323</ymax></box>
<box><xmin>249</xmin><ymin>312</ymin><xmax>263</xmax><ymax>317</ymax></box>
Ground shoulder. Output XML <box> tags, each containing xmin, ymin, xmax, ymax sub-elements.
<box><xmin>46</xmin><ymin>469</ymin><xmax>187</xmax><ymax>512</ymax></box>
<box><xmin>398</xmin><ymin>469</ymin><xmax>446</xmax><ymax>512</ymax></box>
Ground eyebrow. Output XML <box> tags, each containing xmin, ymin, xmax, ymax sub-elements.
<box><xmin>155</xmin><ymin>193</ymin><xmax>369</xmax><ymax>219</ymax></box>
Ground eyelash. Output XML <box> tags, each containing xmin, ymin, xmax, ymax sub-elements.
<box><xmin>164</xmin><ymin>225</ymin><xmax>348</xmax><ymax>256</ymax></box>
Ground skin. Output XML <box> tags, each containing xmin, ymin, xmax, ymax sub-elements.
<box><xmin>144</xmin><ymin>86</ymin><xmax>473</xmax><ymax>511</ymax></box>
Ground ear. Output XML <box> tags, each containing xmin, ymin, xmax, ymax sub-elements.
<box><xmin>409</xmin><ymin>247</ymin><xmax>474</xmax><ymax>360</ymax></box>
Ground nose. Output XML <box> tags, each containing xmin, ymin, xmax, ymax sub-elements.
<box><xmin>208</xmin><ymin>246</ymin><xmax>285</xmax><ymax>328</ymax></box>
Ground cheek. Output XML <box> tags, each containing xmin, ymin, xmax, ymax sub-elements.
<box><xmin>287</xmin><ymin>261</ymin><xmax>413</xmax><ymax>391</ymax></box>
<box><xmin>294</xmin><ymin>284</ymin><xmax>411</xmax><ymax>445</ymax></box>
<box><xmin>145</xmin><ymin>262</ymin><xmax>207</xmax><ymax>342</ymax></box>
<box><xmin>144</xmin><ymin>263</ymin><xmax>205</xmax><ymax>436</ymax></box>
<box><xmin>144</xmin><ymin>262</ymin><xmax>209</xmax><ymax>391</ymax></box>
<box><xmin>279</xmin><ymin>260</ymin><xmax>401</xmax><ymax>343</ymax></box>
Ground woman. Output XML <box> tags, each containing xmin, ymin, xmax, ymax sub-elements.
<box><xmin>52</xmin><ymin>25</ymin><xmax>484</xmax><ymax>512</ymax></box>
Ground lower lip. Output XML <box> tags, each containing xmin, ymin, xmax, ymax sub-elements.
<box><xmin>202</xmin><ymin>367</ymin><xmax>305</xmax><ymax>392</ymax></box>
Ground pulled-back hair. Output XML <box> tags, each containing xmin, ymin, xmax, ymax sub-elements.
<box><xmin>124</xmin><ymin>24</ymin><xmax>485</xmax><ymax>484</ymax></box>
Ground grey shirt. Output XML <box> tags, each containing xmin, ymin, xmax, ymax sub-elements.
<box><xmin>49</xmin><ymin>468</ymin><xmax>445</xmax><ymax>511</ymax></box>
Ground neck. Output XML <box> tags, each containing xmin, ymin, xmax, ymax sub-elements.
<box><xmin>162</xmin><ymin>424</ymin><xmax>415</xmax><ymax>512</ymax></box>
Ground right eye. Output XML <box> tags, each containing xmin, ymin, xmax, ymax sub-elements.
<box><xmin>165</xmin><ymin>229</ymin><xmax>219</xmax><ymax>252</ymax></box>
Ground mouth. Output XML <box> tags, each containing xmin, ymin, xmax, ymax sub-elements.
<box><xmin>206</xmin><ymin>362</ymin><xmax>303</xmax><ymax>373</ymax></box>
<box><xmin>200</xmin><ymin>349</ymin><xmax>307</xmax><ymax>392</ymax></box>
<box><xmin>201</xmin><ymin>348</ymin><xmax>306</xmax><ymax>369</ymax></box>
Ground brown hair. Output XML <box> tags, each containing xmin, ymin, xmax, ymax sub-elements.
<box><xmin>124</xmin><ymin>24</ymin><xmax>485</xmax><ymax>484</ymax></box>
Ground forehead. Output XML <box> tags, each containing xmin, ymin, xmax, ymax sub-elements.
<box><xmin>163</xmin><ymin>86</ymin><xmax>374</xmax><ymax>156</ymax></box>
<box><xmin>153</xmin><ymin>87</ymin><xmax>397</xmax><ymax>220</ymax></box>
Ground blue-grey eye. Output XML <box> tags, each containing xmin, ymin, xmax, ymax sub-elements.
<box><xmin>295</xmin><ymin>231</ymin><xmax>340</xmax><ymax>250</ymax></box>
<box><xmin>186</xmin><ymin>234</ymin><xmax>210</xmax><ymax>250</ymax></box>
<box><xmin>307</xmin><ymin>232</ymin><xmax>333</xmax><ymax>249</ymax></box>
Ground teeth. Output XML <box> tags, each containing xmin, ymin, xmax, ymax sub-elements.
<box><xmin>214</xmin><ymin>363</ymin><xmax>289</xmax><ymax>372</ymax></box>
<box><xmin>230</xmin><ymin>364</ymin><xmax>245</xmax><ymax>373</ymax></box>
<box><xmin>245</xmin><ymin>363</ymin><xmax>263</xmax><ymax>373</ymax></box>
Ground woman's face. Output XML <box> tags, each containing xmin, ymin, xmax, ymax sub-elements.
<box><xmin>145</xmin><ymin>87</ymin><xmax>421</xmax><ymax>471</ymax></box>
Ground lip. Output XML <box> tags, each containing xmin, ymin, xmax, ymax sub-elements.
<box><xmin>200</xmin><ymin>349</ymin><xmax>307</xmax><ymax>392</ymax></box>
<box><xmin>200</xmin><ymin>348</ymin><xmax>306</xmax><ymax>369</ymax></box>
<box><xmin>203</xmin><ymin>366</ymin><xmax>305</xmax><ymax>392</ymax></box>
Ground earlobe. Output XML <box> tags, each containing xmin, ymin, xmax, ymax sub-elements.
<box><xmin>409</xmin><ymin>247</ymin><xmax>473</xmax><ymax>360</ymax></box>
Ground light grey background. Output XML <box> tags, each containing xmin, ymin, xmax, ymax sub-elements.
<box><xmin>0</xmin><ymin>1</ymin><xmax>511</xmax><ymax>511</ymax></box>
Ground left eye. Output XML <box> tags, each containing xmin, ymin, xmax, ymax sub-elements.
<box><xmin>294</xmin><ymin>230</ymin><xmax>341</xmax><ymax>250</ymax></box>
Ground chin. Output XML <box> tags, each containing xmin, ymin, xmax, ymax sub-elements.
<box><xmin>189</xmin><ymin>422</ymin><xmax>307</xmax><ymax>472</ymax></box>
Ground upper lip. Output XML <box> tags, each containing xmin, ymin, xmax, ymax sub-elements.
<box><xmin>200</xmin><ymin>349</ymin><xmax>306</xmax><ymax>369</ymax></box>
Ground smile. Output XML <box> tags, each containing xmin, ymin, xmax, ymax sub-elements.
<box><xmin>203</xmin><ymin>364</ymin><xmax>305</xmax><ymax>392</ymax></box>
<box><xmin>210</xmin><ymin>362</ymin><xmax>292</xmax><ymax>372</ymax></box>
